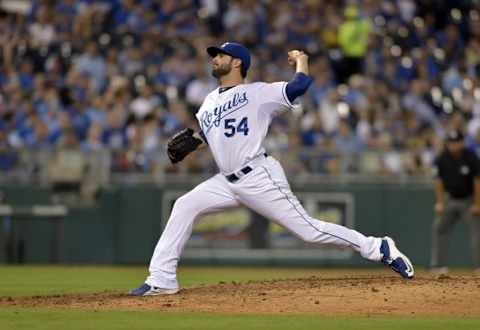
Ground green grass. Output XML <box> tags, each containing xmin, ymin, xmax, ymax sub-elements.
<box><xmin>0</xmin><ymin>309</ymin><xmax>478</xmax><ymax>330</ymax></box>
<box><xmin>0</xmin><ymin>266</ymin><xmax>479</xmax><ymax>330</ymax></box>
<box><xmin>0</xmin><ymin>265</ymin><xmax>343</xmax><ymax>297</ymax></box>
<box><xmin>1</xmin><ymin>265</ymin><xmax>392</xmax><ymax>297</ymax></box>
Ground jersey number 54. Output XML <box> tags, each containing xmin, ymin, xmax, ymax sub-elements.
<box><xmin>224</xmin><ymin>117</ymin><xmax>249</xmax><ymax>137</ymax></box>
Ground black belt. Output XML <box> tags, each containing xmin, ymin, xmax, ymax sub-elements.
<box><xmin>225</xmin><ymin>153</ymin><xmax>268</xmax><ymax>183</ymax></box>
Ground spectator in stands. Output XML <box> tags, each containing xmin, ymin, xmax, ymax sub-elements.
<box><xmin>0</xmin><ymin>128</ymin><xmax>17</xmax><ymax>171</ymax></box>
<box><xmin>28</xmin><ymin>6</ymin><xmax>55</xmax><ymax>48</ymax></box>
<box><xmin>74</xmin><ymin>42</ymin><xmax>107</xmax><ymax>93</ymax></box>
<box><xmin>337</xmin><ymin>5</ymin><xmax>371</xmax><ymax>83</ymax></box>
<box><xmin>130</xmin><ymin>85</ymin><xmax>159</xmax><ymax>120</ymax></box>
<box><xmin>0</xmin><ymin>0</ymin><xmax>478</xmax><ymax>178</ymax></box>
<box><xmin>335</xmin><ymin>119</ymin><xmax>364</xmax><ymax>155</ymax></box>
<box><xmin>82</xmin><ymin>123</ymin><xmax>104</xmax><ymax>152</ymax></box>
<box><xmin>185</xmin><ymin>63</ymin><xmax>216</xmax><ymax>111</ymax></box>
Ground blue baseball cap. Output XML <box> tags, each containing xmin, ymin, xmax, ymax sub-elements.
<box><xmin>207</xmin><ymin>42</ymin><xmax>251</xmax><ymax>72</ymax></box>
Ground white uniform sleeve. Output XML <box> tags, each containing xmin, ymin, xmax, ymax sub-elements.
<box><xmin>256</xmin><ymin>82</ymin><xmax>294</xmax><ymax>117</ymax></box>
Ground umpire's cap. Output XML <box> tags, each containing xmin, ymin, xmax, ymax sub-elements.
<box><xmin>207</xmin><ymin>42</ymin><xmax>251</xmax><ymax>72</ymax></box>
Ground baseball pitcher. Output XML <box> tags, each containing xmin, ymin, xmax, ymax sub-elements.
<box><xmin>131</xmin><ymin>42</ymin><xmax>414</xmax><ymax>296</ymax></box>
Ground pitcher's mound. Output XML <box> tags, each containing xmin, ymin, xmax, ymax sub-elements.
<box><xmin>2</xmin><ymin>272</ymin><xmax>480</xmax><ymax>316</ymax></box>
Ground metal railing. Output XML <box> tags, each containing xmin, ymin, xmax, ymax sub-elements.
<box><xmin>0</xmin><ymin>147</ymin><xmax>435</xmax><ymax>185</ymax></box>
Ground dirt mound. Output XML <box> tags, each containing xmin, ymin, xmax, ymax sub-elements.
<box><xmin>2</xmin><ymin>273</ymin><xmax>480</xmax><ymax>316</ymax></box>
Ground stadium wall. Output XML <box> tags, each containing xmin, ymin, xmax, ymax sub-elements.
<box><xmin>0</xmin><ymin>181</ymin><xmax>473</xmax><ymax>267</ymax></box>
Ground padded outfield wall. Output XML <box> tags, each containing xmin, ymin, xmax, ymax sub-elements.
<box><xmin>0</xmin><ymin>179</ymin><xmax>473</xmax><ymax>267</ymax></box>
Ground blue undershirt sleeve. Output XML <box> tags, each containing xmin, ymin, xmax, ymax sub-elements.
<box><xmin>285</xmin><ymin>72</ymin><xmax>314</xmax><ymax>103</ymax></box>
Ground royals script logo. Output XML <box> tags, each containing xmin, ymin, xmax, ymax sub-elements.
<box><xmin>201</xmin><ymin>92</ymin><xmax>248</xmax><ymax>133</ymax></box>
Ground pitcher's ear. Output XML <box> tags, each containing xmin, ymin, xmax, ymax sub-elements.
<box><xmin>232</xmin><ymin>58</ymin><xmax>243</xmax><ymax>69</ymax></box>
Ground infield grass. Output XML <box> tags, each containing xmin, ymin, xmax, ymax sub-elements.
<box><xmin>0</xmin><ymin>265</ymin><xmax>363</xmax><ymax>297</ymax></box>
<box><xmin>0</xmin><ymin>266</ymin><xmax>478</xmax><ymax>330</ymax></box>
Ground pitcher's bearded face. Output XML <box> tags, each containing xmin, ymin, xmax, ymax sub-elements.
<box><xmin>211</xmin><ymin>53</ymin><xmax>233</xmax><ymax>78</ymax></box>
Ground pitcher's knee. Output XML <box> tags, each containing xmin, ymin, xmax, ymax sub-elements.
<box><xmin>299</xmin><ymin>232</ymin><xmax>319</xmax><ymax>244</ymax></box>
<box><xmin>171</xmin><ymin>194</ymin><xmax>201</xmax><ymax>217</ymax></box>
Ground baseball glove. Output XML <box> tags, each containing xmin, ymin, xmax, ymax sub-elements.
<box><xmin>167</xmin><ymin>128</ymin><xmax>203</xmax><ymax>164</ymax></box>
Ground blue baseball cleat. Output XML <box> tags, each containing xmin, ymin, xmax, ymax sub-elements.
<box><xmin>130</xmin><ymin>283</ymin><xmax>179</xmax><ymax>296</ymax></box>
<box><xmin>380</xmin><ymin>237</ymin><xmax>414</xmax><ymax>279</ymax></box>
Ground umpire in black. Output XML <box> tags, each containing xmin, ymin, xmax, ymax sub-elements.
<box><xmin>432</xmin><ymin>130</ymin><xmax>480</xmax><ymax>271</ymax></box>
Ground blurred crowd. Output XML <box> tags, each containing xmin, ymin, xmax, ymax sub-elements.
<box><xmin>0</xmin><ymin>0</ymin><xmax>480</xmax><ymax>178</ymax></box>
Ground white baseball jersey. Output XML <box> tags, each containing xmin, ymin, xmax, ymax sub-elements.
<box><xmin>144</xmin><ymin>80</ymin><xmax>393</xmax><ymax>290</ymax></box>
<box><xmin>196</xmin><ymin>82</ymin><xmax>293</xmax><ymax>174</ymax></box>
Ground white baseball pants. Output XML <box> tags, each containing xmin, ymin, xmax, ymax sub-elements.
<box><xmin>146</xmin><ymin>156</ymin><xmax>382</xmax><ymax>289</ymax></box>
